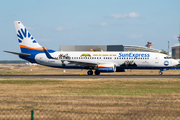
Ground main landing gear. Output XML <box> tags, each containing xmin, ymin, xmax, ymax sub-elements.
<box><xmin>94</xmin><ymin>70</ymin><xmax>100</xmax><ymax>75</ymax></box>
<box><xmin>87</xmin><ymin>71</ymin><xmax>93</xmax><ymax>75</ymax></box>
<box><xmin>87</xmin><ymin>70</ymin><xmax>100</xmax><ymax>75</ymax></box>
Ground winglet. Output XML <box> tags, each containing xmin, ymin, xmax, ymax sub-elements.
<box><xmin>42</xmin><ymin>47</ymin><xmax>56</xmax><ymax>59</ymax></box>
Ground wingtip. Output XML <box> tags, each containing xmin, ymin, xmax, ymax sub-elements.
<box><xmin>42</xmin><ymin>47</ymin><xmax>46</xmax><ymax>50</ymax></box>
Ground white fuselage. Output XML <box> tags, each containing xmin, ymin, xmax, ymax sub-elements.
<box><xmin>34</xmin><ymin>51</ymin><xmax>178</xmax><ymax>69</ymax></box>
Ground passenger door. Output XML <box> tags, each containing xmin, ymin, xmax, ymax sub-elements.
<box><xmin>155</xmin><ymin>55</ymin><xmax>159</xmax><ymax>63</ymax></box>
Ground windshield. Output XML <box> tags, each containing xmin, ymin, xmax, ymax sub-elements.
<box><xmin>164</xmin><ymin>57</ymin><xmax>172</xmax><ymax>59</ymax></box>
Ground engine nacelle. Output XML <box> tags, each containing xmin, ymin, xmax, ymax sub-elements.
<box><xmin>97</xmin><ymin>64</ymin><xmax>116</xmax><ymax>72</ymax></box>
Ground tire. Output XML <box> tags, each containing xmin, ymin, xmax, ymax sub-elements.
<box><xmin>159</xmin><ymin>71</ymin><xmax>163</xmax><ymax>75</ymax></box>
<box><xmin>95</xmin><ymin>70</ymin><xmax>100</xmax><ymax>75</ymax></box>
<box><xmin>87</xmin><ymin>71</ymin><xmax>93</xmax><ymax>75</ymax></box>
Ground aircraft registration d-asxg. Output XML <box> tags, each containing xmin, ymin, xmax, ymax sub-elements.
<box><xmin>4</xmin><ymin>21</ymin><xmax>179</xmax><ymax>75</ymax></box>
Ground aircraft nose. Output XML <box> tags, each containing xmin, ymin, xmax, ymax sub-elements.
<box><xmin>174</xmin><ymin>60</ymin><xmax>179</xmax><ymax>66</ymax></box>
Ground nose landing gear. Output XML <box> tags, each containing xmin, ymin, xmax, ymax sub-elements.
<box><xmin>159</xmin><ymin>70</ymin><xmax>163</xmax><ymax>75</ymax></box>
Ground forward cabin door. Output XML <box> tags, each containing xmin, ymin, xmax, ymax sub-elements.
<box><xmin>154</xmin><ymin>55</ymin><xmax>159</xmax><ymax>64</ymax></box>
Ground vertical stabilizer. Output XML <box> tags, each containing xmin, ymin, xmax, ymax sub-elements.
<box><xmin>14</xmin><ymin>21</ymin><xmax>42</xmax><ymax>53</ymax></box>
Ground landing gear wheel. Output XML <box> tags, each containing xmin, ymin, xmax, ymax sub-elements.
<box><xmin>95</xmin><ymin>70</ymin><xmax>100</xmax><ymax>75</ymax></box>
<box><xmin>159</xmin><ymin>71</ymin><xmax>163</xmax><ymax>75</ymax></box>
<box><xmin>87</xmin><ymin>71</ymin><xmax>93</xmax><ymax>75</ymax></box>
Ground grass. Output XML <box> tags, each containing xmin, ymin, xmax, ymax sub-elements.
<box><xmin>0</xmin><ymin>79</ymin><xmax>61</xmax><ymax>84</ymax></box>
<box><xmin>1</xmin><ymin>78</ymin><xmax>180</xmax><ymax>119</ymax></box>
<box><xmin>1</xmin><ymin>64</ymin><xmax>180</xmax><ymax>119</ymax></box>
<box><xmin>1</xmin><ymin>78</ymin><xmax>180</xmax><ymax>96</ymax></box>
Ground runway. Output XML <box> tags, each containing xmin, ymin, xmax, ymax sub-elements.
<box><xmin>0</xmin><ymin>75</ymin><xmax>180</xmax><ymax>79</ymax></box>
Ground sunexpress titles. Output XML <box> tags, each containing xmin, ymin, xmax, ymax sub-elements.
<box><xmin>119</xmin><ymin>53</ymin><xmax>150</xmax><ymax>58</ymax></box>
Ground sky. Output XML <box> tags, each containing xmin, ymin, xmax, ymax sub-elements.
<box><xmin>1</xmin><ymin>0</ymin><xmax>180</xmax><ymax>60</ymax></box>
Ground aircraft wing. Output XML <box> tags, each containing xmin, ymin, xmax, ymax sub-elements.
<box><xmin>42</xmin><ymin>48</ymin><xmax>98</xmax><ymax>66</ymax></box>
<box><xmin>66</xmin><ymin>60</ymin><xmax>98</xmax><ymax>66</ymax></box>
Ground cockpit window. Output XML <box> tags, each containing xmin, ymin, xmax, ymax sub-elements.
<box><xmin>164</xmin><ymin>57</ymin><xmax>172</xmax><ymax>59</ymax></box>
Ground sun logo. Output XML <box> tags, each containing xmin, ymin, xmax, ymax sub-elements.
<box><xmin>17</xmin><ymin>28</ymin><xmax>37</xmax><ymax>43</ymax></box>
<box><xmin>164</xmin><ymin>61</ymin><xmax>169</xmax><ymax>66</ymax></box>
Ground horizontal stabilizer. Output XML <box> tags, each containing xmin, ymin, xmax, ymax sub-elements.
<box><xmin>4</xmin><ymin>51</ymin><xmax>31</xmax><ymax>56</ymax></box>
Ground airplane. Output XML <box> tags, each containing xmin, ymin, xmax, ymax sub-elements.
<box><xmin>4</xmin><ymin>21</ymin><xmax>179</xmax><ymax>75</ymax></box>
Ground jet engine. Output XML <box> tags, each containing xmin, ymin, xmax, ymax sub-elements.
<box><xmin>97</xmin><ymin>64</ymin><xmax>116</xmax><ymax>72</ymax></box>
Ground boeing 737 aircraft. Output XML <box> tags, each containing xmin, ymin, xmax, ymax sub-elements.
<box><xmin>4</xmin><ymin>21</ymin><xmax>179</xmax><ymax>75</ymax></box>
